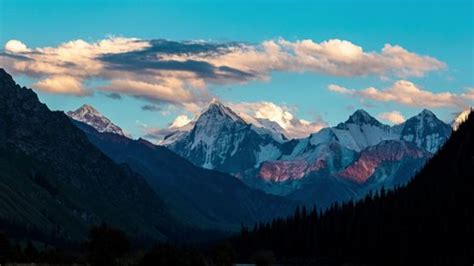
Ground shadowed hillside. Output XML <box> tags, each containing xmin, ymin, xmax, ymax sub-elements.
<box><xmin>72</xmin><ymin>119</ymin><xmax>297</xmax><ymax>234</ymax></box>
<box><xmin>0</xmin><ymin>68</ymin><xmax>180</xmax><ymax>243</ymax></box>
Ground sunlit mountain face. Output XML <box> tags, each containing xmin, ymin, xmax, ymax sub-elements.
<box><xmin>68</xmin><ymin>100</ymin><xmax>452</xmax><ymax>209</ymax></box>
<box><xmin>0</xmin><ymin>0</ymin><xmax>472</xmax><ymax>265</ymax></box>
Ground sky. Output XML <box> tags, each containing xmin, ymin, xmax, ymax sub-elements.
<box><xmin>0</xmin><ymin>0</ymin><xmax>473</xmax><ymax>139</ymax></box>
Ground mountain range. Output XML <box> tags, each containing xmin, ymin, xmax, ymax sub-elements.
<box><xmin>0</xmin><ymin>67</ymin><xmax>470</xmax><ymax>245</ymax></box>
<box><xmin>148</xmin><ymin>100</ymin><xmax>452</xmax><ymax>207</ymax></box>
<box><xmin>68</xmin><ymin>98</ymin><xmax>463</xmax><ymax>210</ymax></box>
<box><xmin>230</xmin><ymin>103</ymin><xmax>474</xmax><ymax>266</ymax></box>
<box><xmin>0</xmin><ymin>69</ymin><xmax>295</xmax><ymax>244</ymax></box>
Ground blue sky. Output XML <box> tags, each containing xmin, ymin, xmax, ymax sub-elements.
<box><xmin>0</xmin><ymin>0</ymin><xmax>472</xmax><ymax>139</ymax></box>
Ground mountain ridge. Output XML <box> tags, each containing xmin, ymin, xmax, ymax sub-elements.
<box><xmin>67</xmin><ymin>104</ymin><xmax>125</xmax><ymax>136</ymax></box>
<box><xmin>70</xmin><ymin>118</ymin><xmax>298</xmax><ymax>233</ymax></box>
<box><xmin>0</xmin><ymin>68</ymin><xmax>179</xmax><ymax>242</ymax></box>
<box><xmin>64</xmin><ymin>94</ymin><xmax>452</xmax><ymax>210</ymax></box>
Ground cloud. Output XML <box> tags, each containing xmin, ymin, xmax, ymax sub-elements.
<box><xmin>169</xmin><ymin>114</ymin><xmax>192</xmax><ymax>128</ymax></box>
<box><xmin>377</xmin><ymin>111</ymin><xmax>406</xmax><ymax>124</ymax></box>
<box><xmin>142</xmin><ymin>114</ymin><xmax>194</xmax><ymax>141</ymax></box>
<box><xmin>328</xmin><ymin>80</ymin><xmax>471</xmax><ymax>108</ymax></box>
<box><xmin>230</xmin><ymin>101</ymin><xmax>327</xmax><ymax>138</ymax></box>
<box><xmin>33</xmin><ymin>75</ymin><xmax>90</xmax><ymax>96</ymax></box>
<box><xmin>154</xmin><ymin>39</ymin><xmax>445</xmax><ymax>80</ymax></box>
<box><xmin>5</xmin><ymin>40</ymin><xmax>31</xmax><ymax>53</ymax></box>
<box><xmin>1</xmin><ymin>37</ymin><xmax>447</xmax><ymax>113</ymax></box>
<box><xmin>104</xmin><ymin>92</ymin><xmax>122</xmax><ymax>100</ymax></box>
<box><xmin>141</xmin><ymin>104</ymin><xmax>162</xmax><ymax>112</ymax></box>
<box><xmin>461</xmin><ymin>87</ymin><xmax>474</xmax><ymax>101</ymax></box>
<box><xmin>98</xmin><ymin>78</ymin><xmax>208</xmax><ymax>109</ymax></box>
<box><xmin>328</xmin><ymin>84</ymin><xmax>353</xmax><ymax>94</ymax></box>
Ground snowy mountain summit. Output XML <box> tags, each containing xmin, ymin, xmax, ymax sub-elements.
<box><xmin>452</xmin><ymin>108</ymin><xmax>472</xmax><ymax>131</ymax></box>
<box><xmin>165</xmin><ymin>99</ymin><xmax>286</xmax><ymax>171</ymax></box>
<box><xmin>67</xmin><ymin>104</ymin><xmax>125</xmax><ymax>136</ymax></box>
<box><xmin>398</xmin><ymin>109</ymin><xmax>452</xmax><ymax>153</ymax></box>
<box><xmin>336</xmin><ymin>109</ymin><xmax>384</xmax><ymax>128</ymax></box>
<box><xmin>309</xmin><ymin>109</ymin><xmax>395</xmax><ymax>152</ymax></box>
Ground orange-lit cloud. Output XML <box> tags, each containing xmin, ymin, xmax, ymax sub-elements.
<box><xmin>377</xmin><ymin>111</ymin><xmax>406</xmax><ymax>124</ymax></box>
<box><xmin>329</xmin><ymin>80</ymin><xmax>471</xmax><ymax>108</ymax></box>
<box><xmin>1</xmin><ymin>37</ymin><xmax>447</xmax><ymax>111</ymax></box>
<box><xmin>34</xmin><ymin>75</ymin><xmax>90</xmax><ymax>96</ymax></box>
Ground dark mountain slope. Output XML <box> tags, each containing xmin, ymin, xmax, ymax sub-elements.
<box><xmin>73</xmin><ymin>121</ymin><xmax>297</xmax><ymax>233</ymax></box>
<box><xmin>0</xmin><ymin>69</ymin><xmax>178</xmax><ymax>242</ymax></box>
<box><xmin>231</xmin><ymin>112</ymin><xmax>474</xmax><ymax>265</ymax></box>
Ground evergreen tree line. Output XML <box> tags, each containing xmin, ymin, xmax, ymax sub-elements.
<box><xmin>230</xmin><ymin>113</ymin><xmax>474</xmax><ymax>265</ymax></box>
<box><xmin>0</xmin><ymin>223</ymin><xmax>239</xmax><ymax>266</ymax></box>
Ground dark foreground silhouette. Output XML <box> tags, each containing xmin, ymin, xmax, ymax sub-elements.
<box><xmin>0</xmin><ymin>66</ymin><xmax>472</xmax><ymax>264</ymax></box>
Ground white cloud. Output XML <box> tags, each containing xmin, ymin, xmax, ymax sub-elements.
<box><xmin>328</xmin><ymin>80</ymin><xmax>470</xmax><ymax>108</ymax></box>
<box><xmin>328</xmin><ymin>84</ymin><xmax>353</xmax><ymax>94</ymax></box>
<box><xmin>230</xmin><ymin>101</ymin><xmax>327</xmax><ymax>138</ymax></box>
<box><xmin>33</xmin><ymin>75</ymin><xmax>90</xmax><ymax>96</ymax></box>
<box><xmin>162</xmin><ymin>38</ymin><xmax>446</xmax><ymax>80</ymax></box>
<box><xmin>377</xmin><ymin>111</ymin><xmax>406</xmax><ymax>124</ymax></box>
<box><xmin>1</xmin><ymin>37</ymin><xmax>447</xmax><ymax>112</ymax></box>
<box><xmin>170</xmin><ymin>115</ymin><xmax>192</xmax><ymax>128</ymax></box>
<box><xmin>5</xmin><ymin>40</ymin><xmax>31</xmax><ymax>53</ymax></box>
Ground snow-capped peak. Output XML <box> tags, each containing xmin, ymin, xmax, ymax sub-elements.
<box><xmin>452</xmin><ymin>108</ymin><xmax>472</xmax><ymax>131</ymax></box>
<box><xmin>71</xmin><ymin>104</ymin><xmax>99</xmax><ymax>116</ymax></box>
<box><xmin>200</xmin><ymin>99</ymin><xmax>247</xmax><ymax>123</ymax></box>
<box><xmin>336</xmin><ymin>109</ymin><xmax>383</xmax><ymax>129</ymax></box>
<box><xmin>398</xmin><ymin>109</ymin><xmax>451</xmax><ymax>153</ymax></box>
<box><xmin>419</xmin><ymin>109</ymin><xmax>436</xmax><ymax>117</ymax></box>
<box><xmin>308</xmin><ymin>110</ymin><xmax>394</xmax><ymax>152</ymax></box>
<box><xmin>67</xmin><ymin>104</ymin><xmax>125</xmax><ymax>136</ymax></box>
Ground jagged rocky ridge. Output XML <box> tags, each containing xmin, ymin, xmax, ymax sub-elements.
<box><xmin>67</xmin><ymin>104</ymin><xmax>125</xmax><ymax>136</ymax></box>
<box><xmin>162</xmin><ymin>101</ymin><xmax>452</xmax><ymax>207</ymax></box>
<box><xmin>164</xmin><ymin>100</ymin><xmax>291</xmax><ymax>174</ymax></box>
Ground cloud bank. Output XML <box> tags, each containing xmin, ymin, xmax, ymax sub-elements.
<box><xmin>1</xmin><ymin>37</ymin><xmax>446</xmax><ymax>111</ymax></box>
<box><xmin>328</xmin><ymin>80</ymin><xmax>472</xmax><ymax>108</ymax></box>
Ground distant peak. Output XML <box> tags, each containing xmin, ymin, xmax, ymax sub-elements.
<box><xmin>352</xmin><ymin>109</ymin><xmax>371</xmax><ymax>117</ymax></box>
<box><xmin>78</xmin><ymin>104</ymin><xmax>99</xmax><ymax>113</ymax></box>
<box><xmin>344</xmin><ymin>109</ymin><xmax>381</xmax><ymax>126</ymax></box>
<box><xmin>199</xmin><ymin>98</ymin><xmax>246</xmax><ymax>123</ymax></box>
<box><xmin>452</xmin><ymin>108</ymin><xmax>472</xmax><ymax>131</ymax></box>
<box><xmin>204</xmin><ymin>98</ymin><xmax>227</xmax><ymax>111</ymax></box>
<box><xmin>67</xmin><ymin>104</ymin><xmax>125</xmax><ymax>136</ymax></box>
<box><xmin>67</xmin><ymin>104</ymin><xmax>102</xmax><ymax>118</ymax></box>
<box><xmin>419</xmin><ymin>109</ymin><xmax>435</xmax><ymax>117</ymax></box>
<box><xmin>209</xmin><ymin>97</ymin><xmax>222</xmax><ymax>105</ymax></box>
